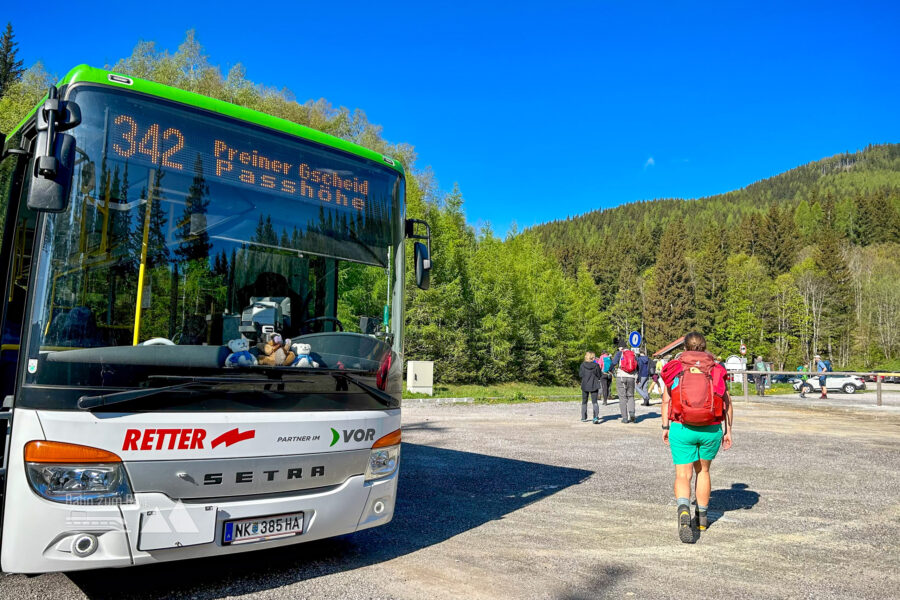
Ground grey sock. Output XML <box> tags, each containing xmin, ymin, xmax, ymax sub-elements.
<box><xmin>677</xmin><ymin>497</ymin><xmax>690</xmax><ymax>507</ymax></box>
<box><xmin>697</xmin><ymin>504</ymin><xmax>708</xmax><ymax>513</ymax></box>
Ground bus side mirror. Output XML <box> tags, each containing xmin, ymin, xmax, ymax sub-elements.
<box><xmin>28</xmin><ymin>131</ymin><xmax>76</xmax><ymax>212</ymax></box>
<box><xmin>27</xmin><ymin>87</ymin><xmax>81</xmax><ymax>213</ymax></box>
<box><xmin>414</xmin><ymin>241</ymin><xmax>431</xmax><ymax>290</ymax></box>
<box><xmin>406</xmin><ymin>218</ymin><xmax>433</xmax><ymax>291</ymax></box>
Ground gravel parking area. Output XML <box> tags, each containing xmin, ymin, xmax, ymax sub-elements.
<box><xmin>2</xmin><ymin>399</ymin><xmax>899</xmax><ymax>599</ymax></box>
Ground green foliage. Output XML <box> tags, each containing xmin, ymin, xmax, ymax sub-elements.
<box><xmin>0</xmin><ymin>62</ymin><xmax>53</xmax><ymax>133</ymax></box>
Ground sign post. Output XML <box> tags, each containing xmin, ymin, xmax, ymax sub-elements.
<box><xmin>740</xmin><ymin>342</ymin><xmax>747</xmax><ymax>356</ymax></box>
<box><xmin>628</xmin><ymin>330</ymin><xmax>642</xmax><ymax>349</ymax></box>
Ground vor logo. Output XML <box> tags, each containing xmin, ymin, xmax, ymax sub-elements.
<box><xmin>330</xmin><ymin>427</ymin><xmax>376</xmax><ymax>447</ymax></box>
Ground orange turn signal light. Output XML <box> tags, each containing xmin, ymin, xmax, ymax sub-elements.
<box><xmin>24</xmin><ymin>440</ymin><xmax>122</xmax><ymax>464</ymax></box>
<box><xmin>372</xmin><ymin>429</ymin><xmax>401</xmax><ymax>448</ymax></box>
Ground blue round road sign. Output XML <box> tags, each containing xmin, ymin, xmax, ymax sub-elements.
<box><xmin>629</xmin><ymin>331</ymin><xmax>642</xmax><ymax>348</ymax></box>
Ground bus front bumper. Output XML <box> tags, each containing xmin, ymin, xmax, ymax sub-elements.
<box><xmin>1</xmin><ymin>473</ymin><xmax>397</xmax><ymax>573</ymax></box>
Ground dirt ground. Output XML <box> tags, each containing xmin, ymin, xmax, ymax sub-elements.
<box><xmin>2</xmin><ymin>399</ymin><xmax>899</xmax><ymax>599</ymax></box>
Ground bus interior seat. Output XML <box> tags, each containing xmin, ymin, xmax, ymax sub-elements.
<box><xmin>178</xmin><ymin>315</ymin><xmax>208</xmax><ymax>345</ymax></box>
<box><xmin>46</xmin><ymin>306</ymin><xmax>102</xmax><ymax>347</ymax></box>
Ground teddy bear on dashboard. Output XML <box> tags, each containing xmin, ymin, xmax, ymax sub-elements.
<box><xmin>224</xmin><ymin>337</ymin><xmax>258</xmax><ymax>367</ymax></box>
<box><xmin>257</xmin><ymin>333</ymin><xmax>296</xmax><ymax>366</ymax></box>
<box><xmin>291</xmin><ymin>342</ymin><xmax>319</xmax><ymax>368</ymax></box>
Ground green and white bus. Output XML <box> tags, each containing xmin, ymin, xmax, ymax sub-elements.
<box><xmin>0</xmin><ymin>65</ymin><xmax>431</xmax><ymax>573</ymax></box>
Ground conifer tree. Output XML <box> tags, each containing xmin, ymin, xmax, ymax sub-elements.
<box><xmin>757</xmin><ymin>203</ymin><xmax>800</xmax><ymax>276</ymax></box>
<box><xmin>0</xmin><ymin>23</ymin><xmax>24</xmax><ymax>98</ymax></box>
<box><xmin>644</xmin><ymin>219</ymin><xmax>694</xmax><ymax>350</ymax></box>
<box><xmin>815</xmin><ymin>229</ymin><xmax>852</xmax><ymax>357</ymax></box>
<box><xmin>694</xmin><ymin>227</ymin><xmax>727</xmax><ymax>342</ymax></box>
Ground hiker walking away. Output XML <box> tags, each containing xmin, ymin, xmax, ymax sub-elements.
<box><xmin>636</xmin><ymin>350</ymin><xmax>652</xmax><ymax>406</ymax></box>
<box><xmin>579</xmin><ymin>352</ymin><xmax>602</xmax><ymax>423</ymax></box>
<box><xmin>613</xmin><ymin>346</ymin><xmax>639</xmax><ymax>423</ymax></box>
<box><xmin>753</xmin><ymin>355</ymin><xmax>767</xmax><ymax>397</ymax></box>
<box><xmin>661</xmin><ymin>331</ymin><xmax>733</xmax><ymax>543</ymax></box>
<box><xmin>815</xmin><ymin>354</ymin><xmax>831</xmax><ymax>399</ymax></box>
<box><xmin>797</xmin><ymin>363</ymin><xmax>809</xmax><ymax>398</ymax></box>
<box><xmin>597</xmin><ymin>351</ymin><xmax>613</xmax><ymax>406</ymax></box>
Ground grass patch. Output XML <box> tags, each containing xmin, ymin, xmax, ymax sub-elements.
<box><xmin>402</xmin><ymin>382</ymin><xmax>581</xmax><ymax>401</ymax></box>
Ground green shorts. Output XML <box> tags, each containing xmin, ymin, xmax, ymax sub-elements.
<box><xmin>669</xmin><ymin>422</ymin><xmax>723</xmax><ymax>465</ymax></box>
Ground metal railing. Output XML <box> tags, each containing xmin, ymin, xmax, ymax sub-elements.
<box><xmin>728</xmin><ymin>370</ymin><xmax>898</xmax><ymax>406</ymax></box>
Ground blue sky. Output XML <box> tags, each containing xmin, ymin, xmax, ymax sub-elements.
<box><xmin>6</xmin><ymin>0</ymin><xmax>899</xmax><ymax>234</ymax></box>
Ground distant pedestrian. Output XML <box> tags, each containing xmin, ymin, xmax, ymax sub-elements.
<box><xmin>648</xmin><ymin>354</ymin><xmax>663</xmax><ymax>396</ymax></box>
<box><xmin>661</xmin><ymin>331</ymin><xmax>733</xmax><ymax>543</ymax></box>
<box><xmin>579</xmin><ymin>352</ymin><xmax>602</xmax><ymax>423</ymax></box>
<box><xmin>797</xmin><ymin>364</ymin><xmax>809</xmax><ymax>398</ymax></box>
<box><xmin>753</xmin><ymin>355</ymin><xmax>767</xmax><ymax>397</ymax></box>
<box><xmin>613</xmin><ymin>346</ymin><xmax>638</xmax><ymax>423</ymax></box>
<box><xmin>636</xmin><ymin>350</ymin><xmax>652</xmax><ymax>406</ymax></box>
<box><xmin>597</xmin><ymin>351</ymin><xmax>613</xmax><ymax>405</ymax></box>
<box><xmin>815</xmin><ymin>354</ymin><xmax>830</xmax><ymax>399</ymax></box>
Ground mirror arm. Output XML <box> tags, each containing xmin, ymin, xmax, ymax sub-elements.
<box><xmin>0</xmin><ymin>147</ymin><xmax>30</xmax><ymax>162</ymax></box>
<box><xmin>36</xmin><ymin>87</ymin><xmax>61</xmax><ymax>178</ymax></box>
<box><xmin>405</xmin><ymin>218</ymin><xmax>432</xmax><ymax>265</ymax></box>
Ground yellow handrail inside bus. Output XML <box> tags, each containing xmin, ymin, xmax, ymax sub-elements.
<box><xmin>133</xmin><ymin>185</ymin><xmax>155</xmax><ymax>346</ymax></box>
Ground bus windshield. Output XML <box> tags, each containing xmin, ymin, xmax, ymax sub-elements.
<box><xmin>23</xmin><ymin>86</ymin><xmax>403</xmax><ymax>394</ymax></box>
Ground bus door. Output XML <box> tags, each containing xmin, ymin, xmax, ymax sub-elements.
<box><xmin>0</xmin><ymin>132</ymin><xmax>36</xmax><ymax>551</ymax></box>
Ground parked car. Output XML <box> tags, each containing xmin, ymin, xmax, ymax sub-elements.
<box><xmin>871</xmin><ymin>371</ymin><xmax>899</xmax><ymax>384</ymax></box>
<box><xmin>771</xmin><ymin>374</ymin><xmax>798</xmax><ymax>384</ymax></box>
<box><xmin>793</xmin><ymin>375</ymin><xmax>866</xmax><ymax>394</ymax></box>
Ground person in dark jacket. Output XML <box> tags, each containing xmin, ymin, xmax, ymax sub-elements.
<box><xmin>579</xmin><ymin>352</ymin><xmax>602</xmax><ymax>423</ymax></box>
<box><xmin>636</xmin><ymin>350</ymin><xmax>651</xmax><ymax>406</ymax></box>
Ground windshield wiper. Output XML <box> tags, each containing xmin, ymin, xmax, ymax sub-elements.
<box><xmin>77</xmin><ymin>374</ymin><xmax>315</xmax><ymax>411</ymax></box>
<box><xmin>334</xmin><ymin>373</ymin><xmax>397</xmax><ymax>408</ymax></box>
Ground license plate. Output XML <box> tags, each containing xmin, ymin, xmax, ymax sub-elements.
<box><xmin>222</xmin><ymin>511</ymin><xmax>304</xmax><ymax>545</ymax></box>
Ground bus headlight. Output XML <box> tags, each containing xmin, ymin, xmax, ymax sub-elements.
<box><xmin>24</xmin><ymin>441</ymin><xmax>134</xmax><ymax>504</ymax></box>
<box><xmin>365</xmin><ymin>429</ymin><xmax>401</xmax><ymax>481</ymax></box>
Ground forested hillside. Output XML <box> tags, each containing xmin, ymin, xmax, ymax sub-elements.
<box><xmin>1</xmin><ymin>31</ymin><xmax>898</xmax><ymax>383</ymax></box>
<box><xmin>528</xmin><ymin>145</ymin><xmax>900</xmax><ymax>369</ymax></box>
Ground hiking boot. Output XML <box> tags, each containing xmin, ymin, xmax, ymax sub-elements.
<box><xmin>621</xmin><ymin>418</ymin><xmax>628</xmax><ymax>424</ymax></box>
<box><xmin>602</xmin><ymin>399</ymin><xmax>608</xmax><ymax>406</ymax></box>
<box><xmin>592</xmin><ymin>417</ymin><xmax>600</xmax><ymax>424</ymax></box>
<box><xmin>629</xmin><ymin>415</ymin><xmax>636</xmax><ymax>423</ymax></box>
<box><xmin>642</xmin><ymin>401</ymin><xmax>650</xmax><ymax>406</ymax></box>
<box><xmin>696</xmin><ymin>509</ymin><xmax>708</xmax><ymax>531</ymax></box>
<box><xmin>580</xmin><ymin>418</ymin><xmax>589</xmax><ymax>422</ymax></box>
<box><xmin>678</xmin><ymin>504</ymin><xmax>694</xmax><ymax>543</ymax></box>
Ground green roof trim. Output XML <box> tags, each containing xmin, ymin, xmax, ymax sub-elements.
<box><xmin>42</xmin><ymin>65</ymin><xmax>403</xmax><ymax>176</ymax></box>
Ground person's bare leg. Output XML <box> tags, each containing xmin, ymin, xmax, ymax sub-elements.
<box><xmin>694</xmin><ymin>459</ymin><xmax>711</xmax><ymax>507</ymax></box>
<box><xmin>694</xmin><ymin>459</ymin><xmax>712</xmax><ymax>530</ymax></box>
<box><xmin>674</xmin><ymin>464</ymin><xmax>693</xmax><ymax>502</ymax></box>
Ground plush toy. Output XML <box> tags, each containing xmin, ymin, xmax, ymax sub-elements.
<box><xmin>291</xmin><ymin>342</ymin><xmax>319</xmax><ymax>368</ymax></box>
<box><xmin>224</xmin><ymin>337</ymin><xmax>257</xmax><ymax>367</ymax></box>
<box><xmin>257</xmin><ymin>333</ymin><xmax>296</xmax><ymax>366</ymax></box>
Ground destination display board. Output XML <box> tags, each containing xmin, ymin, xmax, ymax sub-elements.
<box><xmin>97</xmin><ymin>91</ymin><xmax>395</xmax><ymax>218</ymax></box>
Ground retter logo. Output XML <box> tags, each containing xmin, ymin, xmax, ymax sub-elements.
<box><xmin>122</xmin><ymin>428</ymin><xmax>255</xmax><ymax>451</ymax></box>
<box><xmin>211</xmin><ymin>428</ymin><xmax>256</xmax><ymax>448</ymax></box>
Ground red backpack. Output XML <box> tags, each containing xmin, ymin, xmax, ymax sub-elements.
<box><xmin>620</xmin><ymin>350</ymin><xmax>637</xmax><ymax>373</ymax></box>
<box><xmin>662</xmin><ymin>351</ymin><xmax>724</xmax><ymax>426</ymax></box>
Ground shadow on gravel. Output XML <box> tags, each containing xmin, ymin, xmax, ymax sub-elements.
<box><xmin>707</xmin><ymin>483</ymin><xmax>760</xmax><ymax>527</ymax></box>
<box><xmin>557</xmin><ymin>565</ymin><xmax>632</xmax><ymax>599</ymax></box>
<box><xmin>67</xmin><ymin>443</ymin><xmax>592</xmax><ymax>599</ymax></box>
<box><xmin>634</xmin><ymin>411</ymin><xmax>660</xmax><ymax>423</ymax></box>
